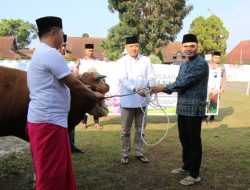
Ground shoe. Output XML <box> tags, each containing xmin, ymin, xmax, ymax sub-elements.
<box><xmin>95</xmin><ymin>123</ymin><xmax>103</xmax><ymax>129</ymax></box>
<box><xmin>71</xmin><ymin>147</ymin><xmax>85</xmax><ymax>153</ymax></box>
<box><xmin>171</xmin><ymin>168</ymin><xmax>189</xmax><ymax>175</ymax></box>
<box><xmin>209</xmin><ymin>115</ymin><xmax>215</xmax><ymax>123</ymax></box>
<box><xmin>121</xmin><ymin>156</ymin><xmax>129</xmax><ymax>164</ymax></box>
<box><xmin>180</xmin><ymin>175</ymin><xmax>202</xmax><ymax>186</ymax></box>
<box><xmin>135</xmin><ymin>155</ymin><xmax>149</xmax><ymax>163</ymax></box>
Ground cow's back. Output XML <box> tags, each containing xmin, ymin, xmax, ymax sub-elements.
<box><xmin>0</xmin><ymin>66</ymin><xmax>29</xmax><ymax>140</ymax></box>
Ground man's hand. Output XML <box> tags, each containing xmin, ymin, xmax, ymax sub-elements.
<box><xmin>137</xmin><ymin>90</ymin><xmax>146</xmax><ymax>97</ymax></box>
<box><xmin>94</xmin><ymin>91</ymin><xmax>105</xmax><ymax>100</ymax></box>
<box><xmin>133</xmin><ymin>87</ymin><xmax>146</xmax><ymax>97</ymax></box>
<box><xmin>85</xmin><ymin>84</ymin><xmax>91</xmax><ymax>89</ymax></box>
<box><xmin>151</xmin><ymin>84</ymin><xmax>165</xmax><ymax>93</ymax></box>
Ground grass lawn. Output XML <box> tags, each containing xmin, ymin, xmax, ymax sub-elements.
<box><xmin>0</xmin><ymin>92</ymin><xmax>250</xmax><ymax>190</ymax></box>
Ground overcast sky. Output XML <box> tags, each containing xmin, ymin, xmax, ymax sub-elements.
<box><xmin>1</xmin><ymin>0</ymin><xmax>249</xmax><ymax>52</ymax></box>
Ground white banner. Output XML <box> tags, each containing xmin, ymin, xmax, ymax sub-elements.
<box><xmin>77</xmin><ymin>61</ymin><xmax>179</xmax><ymax>115</ymax></box>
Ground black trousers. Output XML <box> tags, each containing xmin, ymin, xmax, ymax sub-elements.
<box><xmin>178</xmin><ymin>115</ymin><xmax>202</xmax><ymax>178</ymax></box>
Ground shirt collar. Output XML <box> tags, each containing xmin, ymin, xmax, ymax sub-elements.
<box><xmin>127</xmin><ymin>54</ymin><xmax>141</xmax><ymax>61</ymax></box>
<box><xmin>188</xmin><ymin>55</ymin><xmax>198</xmax><ymax>61</ymax></box>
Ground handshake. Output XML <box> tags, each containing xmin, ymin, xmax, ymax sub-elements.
<box><xmin>133</xmin><ymin>84</ymin><xmax>167</xmax><ymax>97</ymax></box>
<box><xmin>150</xmin><ymin>84</ymin><xmax>166</xmax><ymax>93</ymax></box>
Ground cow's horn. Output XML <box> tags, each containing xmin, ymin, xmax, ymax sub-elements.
<box><xmin>97</xmin><ymin>74</ymin><xmax>107</xmax><ymax>79</ymax></box>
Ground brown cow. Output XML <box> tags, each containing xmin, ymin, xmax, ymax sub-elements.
<box><xmin>0</xmin><ymin>66</ymin><xmax>109</xmax><ymax>141</ymax></box>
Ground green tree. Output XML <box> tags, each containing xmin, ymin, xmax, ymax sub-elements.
<box><xmin>156</xmin><ymin>50</ymin><xmax>164</xmax><ymax>63</ymax></box>
<box><xmin>189</xmin><ymin>15</ymin><xmax>229</xmax><ymax>54</ymax></box>
<box><xmin>102</xmin><ymin>0</ymin><xmax>193</xmax><ymax>60</ymax></box>
<box><xmin>82</xmin><ymin>33</ymin><xmax>89</xmax><ymax>37</ymax></box>
<box><xmin>0</xmin><ymin>19</ymin><xmax>37</xmax><ymax>49</ymax></box>
<box><xmin>101</xmin><ymin>22</ymin><xmax>130</xmax><ymax>60</ymax></box>
<box><xmin>245</xmin><ymin>60</ymin><xmax>250</xmax><ymax>65</ymax></box>
<box><xmin>149</xmin><ymin>54</ymin><xmax>162</xmax><ymax>64</ymax></box>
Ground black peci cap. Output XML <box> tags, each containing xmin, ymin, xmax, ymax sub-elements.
<box><xmin>36</xmin><ymin>16</ymin><xmax>62</xmax><ymax>37</ymax></box>
<box><xmin>126</xmin><ymin>36</ymin><xmax>139</xmax><ymax>44</ymax></box>
<box><xmin>213</xmin><ymin>51</ymin><xmax>221</xmax><ymax>56</ymax></box>
<box><xmin>85</xmin><ymin>44</ymin><xmax>94</xmax><ymax>49</ymax></box>
<box><xmin>182</xmin><ymin>34</ymin><xmax>198</xmax><ymax>44</ymax></box>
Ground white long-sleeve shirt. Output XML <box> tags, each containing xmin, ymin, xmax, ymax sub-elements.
<box><xmin>117</xmin><ymin>54</ymin><xmax>155</xmax><ymax>108</ymax></box>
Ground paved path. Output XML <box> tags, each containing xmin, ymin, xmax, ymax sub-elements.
<box><xmin>225</xmin><ymin>82</ymin><xmax>249</xmax><ymax>94</ymax></box>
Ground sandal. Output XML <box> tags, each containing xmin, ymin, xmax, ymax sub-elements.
<box><xmin>121</xmin><ymin>156</ymin><xmax>129</xmax><ymax>164</ymax></box>
<box><xmin>180</xmin><ymin>176</ymin><xmax>202</xmax><ymax>186</ymax></box>
<box><xmin>135</xmin><ymin>155</ymin><xmax>149</xmax><ymax>163</ymax></box>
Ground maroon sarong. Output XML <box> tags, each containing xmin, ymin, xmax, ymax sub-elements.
<box><xmin>27</xmin><ymin>122</ymin><xmax>77</xmax><ymax>190</ymax></box>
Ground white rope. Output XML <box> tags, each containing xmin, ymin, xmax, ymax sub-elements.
<box><xmin>139</xmin><ymin>88</ymin><xmax>171</xmax><ymax>147</ymax></box>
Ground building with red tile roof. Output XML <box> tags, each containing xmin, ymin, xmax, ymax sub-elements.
<box><xmin>157</xmin><ymin>41</ymin><xmax>185</xmax><ymax>64</ymax></box>
<box><xmin>66</xmin><ymin>37</ymin><xmax>106</xmax><ymax>60</ymax></box>
<box><xmin>227</xmin><ymin>40</ymin><xmax>250</xmax><ymax>64</ymax></box>
<box><xmin>66</xmin><ymin>37</ymin><xmax>185</xmax><ymax>63</ymax></box>
<box><xmin>0</xmin><ymin>36</ymin><xmax>32</xmax><ymax>59</ymax></box>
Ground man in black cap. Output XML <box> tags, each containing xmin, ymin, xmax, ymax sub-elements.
<box><xmin>118</xmin><ymin>36</ymin><xmax>155</xmax><ymax>164</ymax></box>
<box><xmin>59</xmin><ymin>34</ymin><xmax>67</xmax><ymax>55</ymax></box>
<box><xmin>207</xmin><ymin>51</ymin><xmax>227</xmax><ymax>122</ymax></box>
<box><xmin>151</xmin><ymin>34</ymin><xmax>209</xmax><ymax>186</ymax></box>
<box><xmin>84</xmin><ymin>44</ymin><xmax>96</xmax><ymax>59</ymax></box>
<box><xmin>27</xmin><ymin>16</ymin><xmax>104</xmax><ymax>190</ymax></box>
<box><xmin>75</xmin><ymin>43</ymin><xmax>103</xmax><ymax>129</ymax></box>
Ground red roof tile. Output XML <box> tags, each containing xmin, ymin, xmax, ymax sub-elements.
<box><xmin>0</xmin><ymin>36</ymin><xmax>17</xmax><ymax>51</ymax></box>
<box><xmin>0</xmin><ymin>36</ymin><xmax>32</xmax><ymax>59</ymax></box>
<box><xmin>157</xmin><ymin>41</ymin><xmax>184</xmax><ymax>63</ymax></box>
<box><xmin>227</xmin><ymin>40</ymin><xmax>250</xmax><ymax>64</ymax></box>
<box><xmin>0</xmin><ymin>50</ymin><xmax>20</xmax><ymax>59</ymax></box>
<box><xmin>19</xmin><ymin>49</ymin><xmax>34</xmax><ymax>58</ymax></box>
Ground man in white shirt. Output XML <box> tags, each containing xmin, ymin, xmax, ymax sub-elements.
<box><xmin>27</xmin><ymin>16</ymin><xmax>103</xmax><ymax>190</ymax></box>
<box><xmin>118</xmin><ymin>36</ymin><xmax>155</xmax><ymax>164</ymax></box>
<box><xmin>74</xmin><ymin>44</ymin><xmax>103</xmax><ymax>129</ymax></box>
<box><xmin>207</xmin><ymin>51</ymin><xmax>227</xmax><ymax>122</ymax></box>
